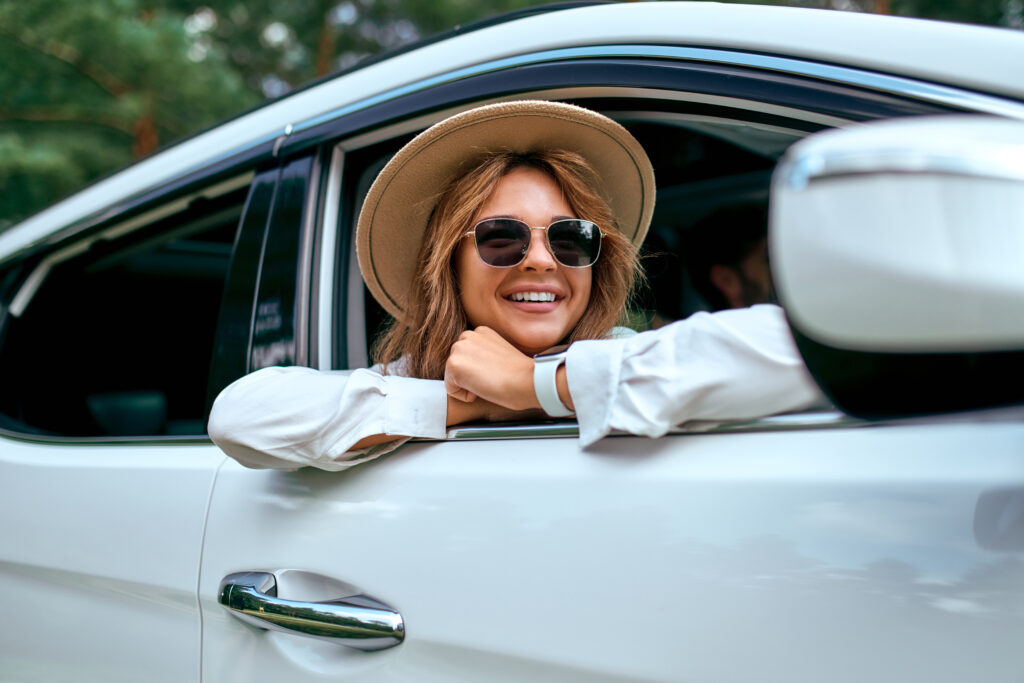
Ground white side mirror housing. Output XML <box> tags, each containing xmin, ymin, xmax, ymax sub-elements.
<box><xmin>771</xmin><ymin>116</ymin><xmax>1024</xmax><ymax>416</ymax></box>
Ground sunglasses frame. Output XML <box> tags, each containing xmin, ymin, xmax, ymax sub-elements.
<box><xmin>464</xmin><ymin>217</ymin><xmax>607</xmax><ymax>269</ymax></box>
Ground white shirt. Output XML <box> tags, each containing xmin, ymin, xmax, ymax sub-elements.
<box><xmin>208</xmin><ymin>304</ymin><xmax>822</xmax><ymax>471</ymax></box>
<box><xmin>567</xmin><ymin>304</ymin><xmax>822</xmax><ymax>447</ymax></box>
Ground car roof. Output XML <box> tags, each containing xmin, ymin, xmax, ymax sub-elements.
<box><xmin>4</xmin><ymin>1</ymin><xmax>1024</xmax><ymax>261</ymax></box>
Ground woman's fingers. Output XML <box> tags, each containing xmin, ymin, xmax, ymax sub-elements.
<box><xmin>444</xmin><ymin>366</ymin><xmax>477</xmax><ymax>402</ymax></box>
<box><xmin>446</xmin><ymin>393</ymin><xmax>542</xmax><ymax>427</ymax></box>
<box><xmin>445</xmin><ymin>327</ymin><xmax>539</xmax><ymax>411</ymax></box>
<box><xmin>449</xmin><ymin>387</ymin><xmax>477</xmax><ymax>402</ymax></box>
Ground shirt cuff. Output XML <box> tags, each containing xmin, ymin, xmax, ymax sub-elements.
<box><xmin>382</xmin><ymin>375</ymin><xmax>448</xmax><ymax>439</ymax></box>
<box><xmin>565</xmin><ymin>337</ymin><xmax>626</xmax><ymax>448</ymax></box>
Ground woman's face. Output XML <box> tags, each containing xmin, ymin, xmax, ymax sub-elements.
<box><xmin>455</xmin><ymin>166</ymin><xmax>592</xmax><ymax>356</ymax></box>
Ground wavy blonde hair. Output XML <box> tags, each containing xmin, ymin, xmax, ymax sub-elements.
<box><xmin>374</xmin><ymin>149</ymin><xmax>642</xmax><ymax>379</ymax></box>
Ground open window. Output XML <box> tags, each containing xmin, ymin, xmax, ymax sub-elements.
<box><xmin>332</xmin><ymin>98</ymin><xmax>821</xmax><ymax>371</ymax></box>
<box><xmin>623</xmin><ymin>114</ymin><xmax>803</xmax><ymax>324</ymax></box>
<box><xmin>0</xmin><ymin>183</ymin><xmax>248</xmax><ymax>438</ymax></box>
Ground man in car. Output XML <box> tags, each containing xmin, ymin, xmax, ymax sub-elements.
<box><xmin>684</xmin><ymin>202</ymin><xmax>775</xmax><ymax>310</ymax></box>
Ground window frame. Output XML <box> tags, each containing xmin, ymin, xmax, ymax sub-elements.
<box><xmin>309</xmin><ymin>52</ymin><xmax>1023</xmax><ymax>440</ymax></box>
<box><xmin>0</xmin><ymin>174</ymin><xmax>253</xmax><ymax>443</ymax></box>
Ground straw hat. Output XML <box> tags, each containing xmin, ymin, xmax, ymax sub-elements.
<box><xmin>356</xmin><ymin>100</ymin><xmax>655</xmax><ymax>319</ymax></box>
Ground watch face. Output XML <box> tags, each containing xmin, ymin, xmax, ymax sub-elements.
<box><xmin>535</xmin><ymin>344</ymin><xmax>570</xmax><ymax>359</ymax></box>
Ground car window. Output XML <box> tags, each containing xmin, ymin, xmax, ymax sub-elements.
<box><xmin>0</xmin><ymin>185</ymin><xmax>246</xmax><ymax>438</ymax></box>
<box><xmin>335</xmin><ymin>105</ymin><xmax>810</xmax><ymax>368</ymax></box>
<box><xmin>320</xmin><ymin>101</ymin><xmax>853</xmax><ymax>440</ymax></box>
<box><xmin>625</xmin><ymin>117</ymin><xmax>786</xmax><ymax>324</ymax></box>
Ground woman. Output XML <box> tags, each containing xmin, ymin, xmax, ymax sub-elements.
<box><xmin>209</xmin><ymin>101</ymin><xmax>820</xmax><ymax>471</ymax></box>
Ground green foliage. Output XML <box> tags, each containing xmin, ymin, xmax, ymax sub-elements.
<box><xmin>160</xmin><ymin>0</ymin><xmax>549</xmax><ymax>95</ymax></box>
<box><xmin>0</xmin><ymin>0</ymin><xmax>551</xmax><ymax>227</ymax></box>
<box><xmin>889</xmin><ymin>0</ymin><xmax>1018</xmax><ymax>26</ymax></box>
<box><xmin>0</xmin><ymin>129</ymin><xmax>128</xmax><ymax>222</ymax></box>
<box><xmin>0</xmin><ymin>0</ymin><xmax>257</xmax><ymax>227</ymax></box>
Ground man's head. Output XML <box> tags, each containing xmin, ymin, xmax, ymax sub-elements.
<box><xmin>685</xmin><ymin>202</ymin><xmax>775</xmax><ymax>310</ymax></box>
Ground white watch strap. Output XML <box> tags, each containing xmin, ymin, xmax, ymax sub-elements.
<box><xmin>533</xmin><ymin>352</ymin><xmax>574</xmax><ymax>417</ymax></box>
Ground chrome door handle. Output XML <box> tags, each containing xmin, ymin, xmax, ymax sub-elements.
<box><xmin>218</xmin><ymin>571</ymin><xmax>404</xmax><ymax>651</ymax></box>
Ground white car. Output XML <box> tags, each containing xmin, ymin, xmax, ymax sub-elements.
<box><xmin>2</xmin><ymin>3</ymin><xmax>1024</xmax><ymax>682</ymax></box>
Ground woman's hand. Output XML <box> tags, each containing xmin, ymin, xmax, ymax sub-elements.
<box><xmin>444</xmin><ymin>326</ymin><xmax>540</xmax><ymax>411</ymax></box>
<box><xmin>446</xmin><ymin>393</ymin><xmax>544</xmax><ymax>426</ymax></box>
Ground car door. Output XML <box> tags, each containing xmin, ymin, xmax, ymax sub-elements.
<box><xmin>0</xmin><ymin>172</ymin><xmax>257</xmax><ymax>682</ymax></box>
<box><xmin>198</xmin><ymin>44</ymin><xmax>1024</xmax><ymax>683</ymax></box>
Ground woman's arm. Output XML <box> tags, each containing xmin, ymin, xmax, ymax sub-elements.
<box><xmin>566</xmin><ymin>304</ymin><xmax>823</xmax><ymax>446</ymax></box>
<box><xmin>208</xmin><ymin>365</ymin><xmax>449</xmax><ymax>470</ymax></box>
<box><xmin>349</xmin><ymin>395</ymin><xmax>497</xmax><ymax>450</ymax></box>
<box><xmin>209</xmin><ymin>364</ymin><xmax>537</xmax><ymax>471</ymax></box>
<box><xmin>443</xmin><ymin>305</ymin><xmax>824</xmax><ymax>445</ymax></box>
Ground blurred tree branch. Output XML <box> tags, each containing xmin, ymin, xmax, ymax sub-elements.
<box><xmin>0</xmin><ymin>106</ymin><xmax>134</xmax><ymax>133</ymax></box>
<box><xmin>0</xmin><ymin>24</ymin><xmax>130</xmax><ymax>97</ymax></box>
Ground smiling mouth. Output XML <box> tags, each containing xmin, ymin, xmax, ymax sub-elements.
<box><xmin>507</xmin><ymin>291</ymin><xmax>557</xmax><ymax>303</ymax></box>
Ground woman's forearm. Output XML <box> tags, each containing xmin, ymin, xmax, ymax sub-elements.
<box><xmin>353</xmin><ymin>391</ymin><xmax>504</xmax><ymax>449</ymax></box>
<box><xmin>350</xmin><ymin>433</ymin><xmax>408</xmax><ymax>450</ymax></box>
<box><xmin>565</xmin><ymin>304</ymin><xmax>824</xmax><ymax>447</ymax></box>
<box><xmin>446</xmin><ymin>393</ymin><xmax>543</xmax><ymax>425</ymax></box>
<box><xmin>446</xmin><ymin>394</ymin><xmax>486</xmax><ymax>426</ymax></box>
<box><xmin>209</xmin><ymin>365</ymin><xmax>448</xmax><ymax>470</ymax></box>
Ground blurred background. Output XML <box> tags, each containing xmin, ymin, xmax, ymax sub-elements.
<box><xmin>2</xmin><ymin>0</ymin><xmax>1021</xmax><ymax>229</ymax></box>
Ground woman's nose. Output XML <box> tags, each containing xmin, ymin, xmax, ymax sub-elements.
<box><xmin>519</xmin><ymin>227</ymin><xmax>557</xmax><ymax>270</ymax></box>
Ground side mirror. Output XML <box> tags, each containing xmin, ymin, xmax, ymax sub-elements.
<box><xmin>771</xmin><ymin>116</ymin><xmax>1024</xmax><ymax>418</ymax></box>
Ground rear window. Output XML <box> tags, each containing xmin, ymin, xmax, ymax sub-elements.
<box><xmin>0</xmin><ymin>188</ymin><xmax>245</xmax><ymax>437</ymax></box>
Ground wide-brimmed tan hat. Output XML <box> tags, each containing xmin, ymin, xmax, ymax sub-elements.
<box><xmin>356</xmin><ymin>100</ymin><xmax>655</xmax><ymax>319</ymax></box>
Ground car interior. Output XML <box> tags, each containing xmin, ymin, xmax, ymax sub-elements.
<box><xmin>0</xmin><ymin>188</ymin><xmax>245</xmax><ymax>437</ymax></box>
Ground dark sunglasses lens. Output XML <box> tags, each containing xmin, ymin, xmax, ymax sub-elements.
<box><xmin>548</xmin><ymin>220</ymin><xmax>601</xmax><ymax>267</ymax></box>
<box><xmin>474</xmin><ymin>219</ymin><xmax>530</xmax><ymax>266</ymax></box>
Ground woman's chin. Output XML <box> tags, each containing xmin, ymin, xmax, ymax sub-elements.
<box><xmin>503</xmin><ymin>328</ymin><xmax>569</xmax><ymax>356</ymax></box>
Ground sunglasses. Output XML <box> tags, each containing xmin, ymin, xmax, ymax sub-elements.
<box><xmin>464</xmin><ymin>218</ymin><xmax>606</xmax><ymax>268</ymax></box>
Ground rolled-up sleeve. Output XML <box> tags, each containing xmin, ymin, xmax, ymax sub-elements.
<box><xmin>208</xmin><ymin>365</ymin><xmax>447</xmax><ymax>471</ymax></box>
<box><xmin>565</xmin><ymin>304</ymin><xmax>823</xmax><ymax>447</ymax></box>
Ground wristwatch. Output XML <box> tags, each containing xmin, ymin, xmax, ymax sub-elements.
<box><xmin>533</xmin><ymin>345</ymin><xmax>574</xmax><ymax>417</ymax></box>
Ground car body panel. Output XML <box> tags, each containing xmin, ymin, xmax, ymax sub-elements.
<box><xmin>199</xmin><ymin>415</ymin><xmax>1024</xmax><ymax>682</ymax></box>
<box><xmin>0</xmin><ymin>439</ymin><xmax>222</xmax><ymax>682</ymax></box>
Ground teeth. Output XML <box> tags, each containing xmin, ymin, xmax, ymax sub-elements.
<box><xmin>509</xmin><ymin>291</ymin><xmax>556</xmax><ymax>302</ymax></box>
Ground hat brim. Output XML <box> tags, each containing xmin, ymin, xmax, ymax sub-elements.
<box><xmin>356</xmin><ymin>100</ymin><xmax>655</xmax><ymax>319</ymax></box>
